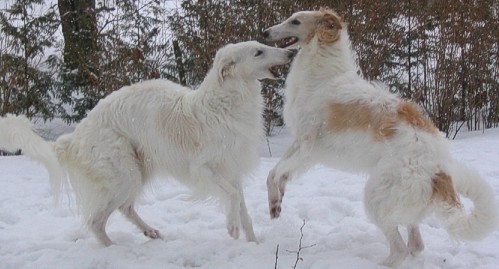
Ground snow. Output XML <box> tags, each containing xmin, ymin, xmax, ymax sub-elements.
<box><xmin>1</xmin><ymin>127</ymin><xmax>499</xmax><ymax>269</ymax></box>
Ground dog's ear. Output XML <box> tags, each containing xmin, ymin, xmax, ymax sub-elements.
<box><xmin>218</xmin><ymin>58</ymin><xmax>236</xmax><ymax>82</ymax></box>
<box><xmin>316</xmin><ymin>9</ymin><xmax>343</xmax><ymax>45</ymax></box>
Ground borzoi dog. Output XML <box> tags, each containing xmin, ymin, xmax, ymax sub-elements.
<box><xmin>0</xmin><ymin>41</ymin><xmax>296</xmax><ymax>246</ymax></box>
<box><xmin>263</xmin><ymin>9</ymin><xmax>498</xmax><ymax>266</ymax></box>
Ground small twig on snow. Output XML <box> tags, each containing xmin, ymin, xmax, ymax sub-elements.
<box><xmin>286</xmin><ymin>219</ymin><xmax>317</xmax><ymax>269</ymax></box>
<box><xmin>274</xmin><ymin>244</ymin><xmax>279</xmax><ymax>269</ymax></box>
<box><xmin>266</xmin><ymin>136</ymin><xmax>273</xmax><ymax>157</ymax></box>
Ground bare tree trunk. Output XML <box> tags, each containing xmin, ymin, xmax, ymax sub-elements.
<box><xmin>173</xmin><ymin>40</ymin><xmax>186</xmax><ymax>86</ymax></box>
<box><xmin>58</xmin><ymin>0</ymin><xmax>99</xmax><ymax>87</ymax></box>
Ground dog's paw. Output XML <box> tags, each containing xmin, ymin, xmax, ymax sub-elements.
<box><xmin>246</xmin><ymin>234</ymin><xmax>259</xmax><ymax>243</ymax></box>
<box><xmin>227</xmin><ymin>223</ymin><xmax>240</xmax><ymax>239</ymax></box>
<box><xmin>408</xmin><ymin>243</ymin><xmax>424</xmax><ymax>256</ymax></box>
<box><xmin>380</xmin><ymin>250</ymin><xmax>409</xmax><ymax>267</ymax></box>
<box><xmin>144</xmin><ymin>229</ymin><xmax>162</xmax><ymax>239</ymax></box>
<box><xmin>269</xmin><ymin>198</ymin><xmax>282</xmax><ymax>219</ymax></box>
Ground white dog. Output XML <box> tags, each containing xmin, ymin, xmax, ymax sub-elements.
<box><xmin>263</xmin><ymin>9</ymin><xmax>498</xmax><ymax>266</ymax></box>
<box><xmin>0</xmin><ymin>41</ymin><xmax>296</xmax><ymax>246</ymax></box>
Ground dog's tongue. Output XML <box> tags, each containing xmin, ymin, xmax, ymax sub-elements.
<box><xmin>276</xmin><ymin>37</ymin><xmax>298</xmax><ymax>48</ymax></box>
<box><xmin>276</xmin><ymin>39</ymin><xmax>287</xmax><ymax>48</ymax></box>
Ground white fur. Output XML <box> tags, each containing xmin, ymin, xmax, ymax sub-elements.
<box><xmin>0</xmin><ymin>41</ymin><xmax>295</xmax><ymax>246</ymax></box>
<box><xmin>264</xmin><ymin>10</ymin><xmax>498</xmax><ymax>267</ymax></box>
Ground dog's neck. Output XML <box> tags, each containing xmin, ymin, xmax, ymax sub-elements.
<box><xmin>293</xmin><ymin>29</ymin><xmax>359</xmax><ymax>79</ymax></box>
<box><xmin>195</xmin><ymin>69</ymin><xmax>262</xmax><ymax>112</ymax></box>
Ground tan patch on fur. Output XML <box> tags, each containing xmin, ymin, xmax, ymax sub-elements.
<box><xmin>326</xmin><ymin>100</ymin><xmax>439</xmax><ymax>141</ymax></box>
<box><xmin>158</xmin><ymin>98</ymin><xmax>201</xmax><ymax>153</ymax></box>
<box><xmin>377</xmin><ymin>119</ymin><xmax>398</xmax><ymax>140</ymax></box>
<box><xmin>312</xmin><ymin>9</ymin><xmax>344</xmax><ymax>45</ymax></box>
<box><xmin>133</xmin><ymin>146</ymin><xmax>145</xmax><ymax>164</ymax></box>
<box><xmin>431</xmin><ymin>171</ymin><xmax>462</xmax><ymax>207</ymax></box>
<box><xmin>132</xmin><ymin>146</ymin><xmax>152</xmax><ymax>177</ymax></box>
<box><xmin>397</xmin><ymin>101</ymin><xmax>439</xmax><ymax>135</ymax></box>
<box><xmin>327</xmin><ymin>102</ymin><xmax>397</xmax><ymax>141</ymax></box>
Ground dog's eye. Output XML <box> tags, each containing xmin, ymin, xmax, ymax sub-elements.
<box><xmin>255</xmin><ymin>50</ymin><xmax>263</xmax><ymax>57</ymax></box>
<box><xmin>291</xmin><ymin>19</ymin><xmax>301</xmax><ymax>25</ymax></box>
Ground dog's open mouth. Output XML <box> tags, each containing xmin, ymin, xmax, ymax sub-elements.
<box><xmin>276</xmin><ymin>37</ymin><xmax>299</xmax><ymax>48</ymax></box>
<box><xmin>269</xmin><ymin>66</ymin><xmax>282</xmax><ymax>78</ymax></box>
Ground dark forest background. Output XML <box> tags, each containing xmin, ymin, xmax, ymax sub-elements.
<box><xmin>1</xmin><ymin>0</ymin><xmax>498</xmax><ymax>139</ymax></box>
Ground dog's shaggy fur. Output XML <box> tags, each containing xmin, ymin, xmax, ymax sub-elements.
<box><xmin>0</xmin><ymin>41</ymin><xmax>295</xmax><ymax>246</ymax></box>
<box><xmin>263</xmin><ymin>9</ymin><xmax>498</xmax><ymax>266</ymax></box>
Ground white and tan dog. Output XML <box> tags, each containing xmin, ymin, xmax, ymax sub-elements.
<box><xmin>0</xmin><ymin>41</ymin><xmax>296</xmax><ymax>246</ymax></box>
<box><xmin>263</xmin><ymin>9</ymin><xmax>498</xmax><ymax>266</ymax></box>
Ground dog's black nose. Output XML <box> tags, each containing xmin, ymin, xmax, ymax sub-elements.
<box><xmin>287</xmin><ymin>49</ymin><xmax>298</xmax><ymax>59</ymax></box>
<box><xmin>262</xmin><ymin>30</ymin><xmax>270</xmax><ymax>39</ymax></box>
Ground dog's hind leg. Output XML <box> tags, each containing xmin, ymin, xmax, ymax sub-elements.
<box><xmin>407</xmin><ymin>224</ymin><xmax>424</xmax><ymax>256</ymax></box>
<box><xmin>90</xmin><ymin>206</ymin><xmax>114</xmax><ymax>246</ymax></box>
<box><xmin>70</xmin><ymin>167</ymin><xmax>117</xmax><ymax>246</ymax></box>
<box><xmin>364</xmin><ymin>175</ymin><xmax>409</xmax><ymax>266</ymax></box>
<box><xmin>87</xmin><ymin>173</ymin><xmax>141</xmax><ymax>246</ymax></box>
<box><xmin>380</xmin><ymin>225</ymin><xmax>410</xmax><ymax>267</ymax></box>
<box><xmin>120</xmin><ymin>203</ymin><xmax>162</xmax><ymax>240</ymax></box>
<box><xmin>116</xmin><ymin>149</ymin><xmax>161</xmax><ymax>241</ymax></box>
<box><xmin>85</xmin><ymin>140</ymin><xmax>155</xmax><ymax>245</ymax></box>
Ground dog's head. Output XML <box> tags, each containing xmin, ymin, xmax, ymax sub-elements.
<box><xmin>213</xmin><ymin>41</ymin><xmax>296</xmax><ymax>82</ymax></box>
<box><xmin>262</xmin><ymin>8</ymin><xmax>344</xmax><ymax>49</ymax></box>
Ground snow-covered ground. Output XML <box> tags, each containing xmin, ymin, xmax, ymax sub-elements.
<box><xmin>1</xmin><ymin>127</ymin><xmax>498</xmax><ymax>269</ymax></box>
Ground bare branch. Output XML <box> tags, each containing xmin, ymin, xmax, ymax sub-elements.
<box><xmin>274</xmin><ymin>244</ymin><xmax>279</xmax><ymax>269</ymax></box>
<box><xmin>285</xmin><ymin>219</ymin><xmax>317</xmax><ymax>269</ymax></box>
<box><xmin>266</xmin><ymin>136</ymin><xmax>273</xmax><ymax>157</ymax></box>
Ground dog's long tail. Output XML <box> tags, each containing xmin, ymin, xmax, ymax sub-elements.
<box><xmin>434</xmin><ymin>160</ymin><xmax>498</xmax><ymax>241</ymax></box>
<box><xmin>0</xmin><ymin>114</ymin><xmax>65</xmax><ymax>201</ymax></box>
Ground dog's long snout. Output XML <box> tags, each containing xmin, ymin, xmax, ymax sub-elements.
<box><xmin>287</xmin><ymin>49</ymin><xmax>298</xmax><ymax>60</ymax></box>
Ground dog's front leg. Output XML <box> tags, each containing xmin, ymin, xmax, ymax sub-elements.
<box><xmin>225</xmin><ymin>190</ymin><xmax>242</xmax><ymax>239</ymax></box>
<box><xmin>211</xmin><ymin>175</ymin><xmax>243</xmax><ymax>240</ymax></box>
<box><xmin>267</xmin><ymin>168</ymin><xmax>289</xmax><ymax>219</ymax></box>
<box><xmin>267</xmin><ymin>133</ymin><xmax>317</xmax><ymax>219</ymax></box>
<box><xmin>238</xmin><ymin>188</ymin><xmax>258</xmax><ymax>242</ymax></box>
<box><xmin>191</xmin><ymin>163</ymin><xmax>245</xmax><ymax>239</ymax></box>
